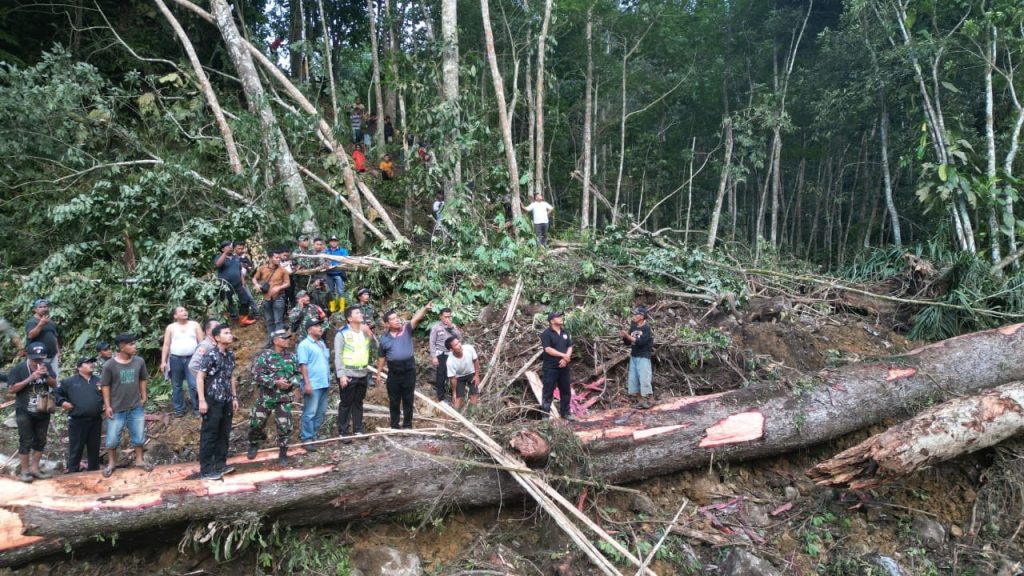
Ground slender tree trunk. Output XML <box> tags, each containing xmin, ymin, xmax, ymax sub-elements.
<box><xmin>581</xmin><ymin>6</ymin><xmax>593</xmax><ymax>231</ymax></box>
<box><xmin>368</xmin><ymin>0</ymin><xmax>386</xmax><ymax>148</ymax></box>
<box><xmin>793</xmin><ymin>156</ymin><xmax>806</xmax><ymax>248</ymax></box>
<box><xmin>441</xmin><ymin>0</ymin><xmax>460</xmax><ymax>196</ymax></box>
<box><xmin>533</xmin><ymin>0</ymin><xmax>553</xmax><ymax>200</ymax></box>
<box><xmin>384</xmin><ymin>0</ymin><xmax>398</xmax><ymax>120</ymax></box>
<box><xmin>684</xmin><ymin>137</ymin><xmax>695</xmax><ymax>246</ymax></box>
<box><xmin>480</xmin><ymin>0</ymin><xmax>521</xmax><ymax>222</ymax></box>
<box><xmin>154</xmin><ymin>0</ymin><xmax>242</xmax><ymax>176</ymax></box>
<box><xmin>209</xmin><ymin>0</ymin><xmax>316</xmax><ymax>235</ymax></box>
<box><xmin>1003</xmin><ymin>81</ymin><xmax>1024</xmax><ymax>269</ymax></box>
<box><xmin>769</xmin><ymin>129</ymin><xmax>782</xmax><ymax>247</ymax></box>
<box><xmin>289</xmin><ymin>0</ymin><xmax>308</xmax><ymax>81</ymax></box>
<box><xmin>315</xmin><ymin>0</ymin><xmax>337</xmax><ymax>125</ymax></box>
<box><xmin>707</xmin><ymin>118</ymin><xmax>734</xmax><ymax>251</ymax></box>
<box><xmin>985</xmin><ymin>26</ymin><xmax>1000</xmax><ymax>264</ymax></box>
<box><xmin>526</xmin><ymin>52</ymin><xmax>536</xmax><ymax>200</ymax></box>
<box><xmin>878</xmin><ymin>103</ymin><xmax>902</xmax><ymax>247</ymax></box>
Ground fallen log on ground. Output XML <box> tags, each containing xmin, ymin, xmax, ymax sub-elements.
<box><xmin>3</xmin><ymin>324</ymin><xmax>1024</xmax><ymax>566</ymax></box>
<box><xmin>807</xmin><ymin>381</ymin><xmax>1024</xmax><ymax>490</ymax></box>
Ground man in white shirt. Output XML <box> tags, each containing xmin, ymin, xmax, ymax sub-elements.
<box><xmin>445</xmin><ymin>336</ymin><xmax>480</xmax><ymax>409</ymax></box>
<box><xmin>523</xmin><ymin>194</ymin><xmax>554</xmax><ymax>246</ymax></box>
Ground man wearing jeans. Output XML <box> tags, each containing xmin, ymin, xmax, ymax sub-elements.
<box><xmin>197</xmin><ymin>325</ymin><xmax>239</xmax><ymax>480</ymax></box>
<box><xmin>324</xmin><ymin>235</ymin><xmax>349</xmax><ymax>314</ymax></box>
<box><xmin>101</xmin><ymin>333</ymin><xmax>152</xmax><ymax>478</ymax></box>
<box><xmin>159</xmin><ymin>307</ymin><xmax>203</xmax><ymax>417</ymax></box>
<box><xmin>297</xmin><ymin>318</ymin><xmax>330</xmax><ymax>451</ymax></box>
<box><xmin>252</xmin><ymin>248</ymin><xmax>291</xmax><ymax>338</ymax></box>
<box><xmin>620</xmin><ymin>306</ymin><xmax>654</xmax><ymax>409</ymax></box>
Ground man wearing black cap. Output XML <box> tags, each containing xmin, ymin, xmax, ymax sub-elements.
<box><xmin>7</xmin><ymin>341</ymin><xmax>56</xmax><ymax>482</ymax></box>
<box><xmin>55</xmin><ymin>357</ymin><xmax>104</xmax><ymax>473</ymax></box>
<box><xmin>248</xmin><ymin>329</ymin><xmax>301</xmax><ymax>465</ymax></box>
<box><xmin>94</xmin><ymin>341</ymin><xmax>113</xmax><ymax>374</ymax></box>
<box><xmin>215</xmin><ymin>241</ymin><xmax>257</xmax><ymax>327</ymax></box>
<box><xmin>288</xmin><ymin>290</ymin><xmax>326</xmax><ymax>340</ymax></box>
<box><xmin>620</xmin><ymin>306</ymin><xmax>655</xmax><ymax>409</ymax></box>
<box><xmin>540</xmin><ymin>312</ymin><xmax>576</xmax><ymax>421</ymax></box>
<box><xmin>101</xmin><ymin>333</ymin><xmax>152</xmax><ymax>477</ymax></box>
<box><xmin>25</xmin><ymin>299</ymin><xmax>60</xmax><ymax>378</ymax></box>
<box><xmin>297</xmin><ymin>318</ymin><xmax>331</xmax><ymax>449</ymax></box>
<box><xmin>196</xmin><ymin>325</ymin><xmax>239</xmax><ymax>480</ymax></box>
<box><xmin>324</xmin><ymin>235</ymin><xmax>349</xmax><ymax>314</ymax></box>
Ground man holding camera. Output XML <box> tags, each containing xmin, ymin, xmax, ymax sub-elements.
<box><xmin>7</xmin><ymin>341</ymin><xmax>56</xmax><ymax>482</ymax></box>
<box><xmin>252</xmin><ymin>248</ymin><xmax>291</xmax><ymax>339</ymax></box>
<box><xmin>215</xmin><ymin>242</ymin><xmax>257</xmax><ymax>327</ymax></box>
<box><xmin>25</xmin><ymin>299</ymin><xmax>60</xmax><ymax>378</ymax></box>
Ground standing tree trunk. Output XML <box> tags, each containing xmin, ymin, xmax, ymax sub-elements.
<box><xmin>533</xmin><ymin>0</ymin><xmax>553</xmax><ymax>202</ymax></box>
<box><xmin>480</xmin><ymin>0</ymin><xmax>521</xmax><ymax>223</ymax></box>
<box><xmin>315</xmin><ymin>0</ymin><xmax>338</xmax><ymax>125</ymax></box>
<box><xmin>580</xmin><ymin>6</ymin><xmax>593</xmax><ymax>231</ymax></box>
<box><xmin>985</xmin><ymin>25</ymin><xmax>1000</xmax><ymax>264</ymax></box>
<box><xmin>879</xmin><ymin>102</ymin><xmax>902</xmax><ymax>247</ymax></box>
<box><xmin>153</xmin><ymin>0</ymin><xmax>242</xmax><ymax>176</ymax></box>
<box><xmin>684</xmin><ymin>137</ymin><xmax>696</xmax><ymax>246</ymax></box>
<box><xmin>368</xmin><ymin>0</ymin><xmax>386</xmax><ymax>148</ymax></box>
<box><xmin>289</xmin><ymin>0</ymin><xmax>308</xmax><ymax>81</ymax></box>
<box><xmin>441</xmin><ymin>0</ymin><xmax>461</xmax><ymax>196</ymax></box>
<box><xmin>210</xmin><ymin>0</ymin><xmax>317</xmax><ymax>235</ymax></box>
<box><xmin>383</xmin><ymin>0</ymin><xmax>398</xmax><ymax>120</ymax></box>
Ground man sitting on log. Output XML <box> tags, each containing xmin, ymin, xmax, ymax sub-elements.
<box><xmin>620</xmin><ymin>306</ymin><xmax>655</xmax><ymax>409</ymax></box>
<box><xmin>196</xmin><ymin>325</ymin><xmax>239</xmax><ymax>480</ymax></box>
<box><xmin>540</xmin><ymin>311</ymin><xmax>576</xmax><ymax>422</ymax></box>
<box><xmin>248</xmin><ymin>329</ymin><xmax>301</xmax><ymax>465</ymax></box>
<box><xmin>101</xmin><ymin>333</ymin><xmax>152</xmax><ymax>477</ymax></box>
<box><xmin>445</xmin><ymin>336</ymin><xmax>480</xmax><ymax>409</ymax></box>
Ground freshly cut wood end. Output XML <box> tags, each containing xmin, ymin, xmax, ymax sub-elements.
<box><xmin>698</xmin><ymin>411</ymin><xmax>765</xmax><ymax>448</ymax></box>
<box><xmin>509</xmin><ymin>429</ymin><xmax>550</xmax><ymax>468</ymax></box>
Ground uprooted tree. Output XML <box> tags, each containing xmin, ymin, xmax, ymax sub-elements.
<box><xmin>2</xmin><ymin>323</ymin><xmax>1024</xmax><ymax>566</ymax></box>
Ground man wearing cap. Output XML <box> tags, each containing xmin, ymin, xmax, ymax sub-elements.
<box><xmin>355</xmin><ymin>288</ymin><xmax>379</xmax><ymax>333</ymax></box>
<box><xmin>7</xmin><ymin>342</ymin><xmax>57</xmax><ymax>482</ymax></box>
<box><xmin>376</xmin><ymin>302</ymin><xmax>432</xmax><ymax>429</ymax></box>
<box><xmin>292</xmin><ymin>235</ymin><xmax>319</xmax><ymax>292</ymax></box>
<box><xmin>540</xmin><ymin>312</ymin><xmax>576</xmax><ymax>421</ymax></box>
<box><xmin>196</xmin><ymin>325</ymin><xmax>238</xmax><ymax>480</ymax></box>
<box><xmin>25</xmin><ymin>299</ymin><xmax>60</xmax><ymax>378</ymax></box>
<box><xmin>335</xmin><ymin>307</ymin><xmax>375</xmax><ymax>442</ymax></box>
<box><xmin>215</xmin><ymin>241</ymin><xmax>257</xmax><ymax>327</ymax></box>
<box><xmin>101</xmin><ymin>333</ymin><xmax>152</xmax><ymax>477</ymax></box>
<box><xmin>248</xmin><ymin>329</ymin><xmax>301</xmax><ymax>465</ymax></box>
<box><xmin>160</xmin><ymin>307</ymin><xmax>204</xmax><ymax>418</ymax></box>
<box><xmin>252</xmin><ymin>248</ymin><xmax>291</xmax><ymax>338</ymax></box>
<box><xmin>55</xmin><ymin>357</ymin><xmax>104</xmax><ymax>473</ymax></box>
<box><xmin>297</xmin><ymin>318</ymin><xmax>331</xmax><ymax>450</ymax></box>
<box><xmin>445</xmin><ymin>336</ymin><xmax>480</xmax><ymax>409</ymax></box>
<box><xmin>324</xmin><ymin>235</ymin><xmax>349</xmax><ymax>314</ymax></box>
<box><xmin>94</xmin><ymin>341</ymin><xmax>113</xmax><ymax>374</ymax></box>
<box><xmin>288</xmin><ymin>290</ymin><xmax>326</xmax><ymax>340</ymax></box>
<box><xmin>620</xmin><ymin>307</ymin><xmax>655</xmax><ymax>409</ymax></box>
<box><xmin>428</xmin><ymin>307</ymin><xmax>461</xmax><ymax>402</ymax></box>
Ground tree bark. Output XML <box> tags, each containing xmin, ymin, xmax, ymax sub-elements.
<box><xmin>315</xmin><ymin>0</ymin><xmax>338</xmax><ymax>124</ymax></box>
<box><xmin>441</xmin><ymin>0</ymin><xmax>461</xmax><ymax>196</ymax></box>
<box><xmin>985</xmin><ymin>26</ymin><xmax>1000</xmax><ymax>264</ymax></box>
<box><xmin>533</xmin><ymin>0</ymin><xmax>553</xmax><ymax>202</ymax></box>
<box><xmin>480</xmin><ymin>0</ymin><xmax>521</xmax><ymax>221</ymax></box>
<box><xmin>5</xmin><ymin>324</ymin><xmax>1024</xmax><ymax>565</ymax></box>
<box><xmin>808</xmin><ymin>381</ymin><xmax>1024</xmax><ymax>490</ymax></box>
<box><xmin>580</xmin><ymin>5</ymin><xmax>593</xmax><ymax>231</ymax></box>
<box><xmin>368</xmin><ymin>0</ymin><xmax>386</xmax><ymax>147</ymax></box>
<box><xmin>209</xmin><ymin>0</ymin><xmax>317</xmax><ymax>236</ymax></box>
<box><xmin>153</xmin><ymin>0</ymin><xmax>242</xmax><ymax>176</ymax></box>
<box><xmin>879</xmin><ymin>102</ymin><xmax>902</xmax><ymax>247</ymax></box>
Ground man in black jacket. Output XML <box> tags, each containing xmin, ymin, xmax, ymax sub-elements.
<box><xmin>620</xmin><ymin>306</ymin><xmax>655</xmax><ymax>409</ymax></box>
<box><xmin>8</xmin><ymin>342</ymin><xmax>57</xmax><ymax>482</ymax></box>
<box><xmin>54</xmin><ymin>357</ymin><xmax>104</xmax><ymax>473</ymax></box>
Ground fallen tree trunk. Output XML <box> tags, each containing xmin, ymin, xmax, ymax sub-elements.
<box><xmin>807</xmin><ymin>381</ymin><xmax>1024</xmax><ymax>490</ymax></box>
<box><xmin>3</xmin><ymin>324</ymin><xmax>1024</xmax><ymax>566</ymax></box>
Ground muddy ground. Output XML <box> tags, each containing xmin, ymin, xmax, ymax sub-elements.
<box><xmin>2</xmin><ymin>307</ymin><xmax>1023</xmax><ymax>575</ymax></box>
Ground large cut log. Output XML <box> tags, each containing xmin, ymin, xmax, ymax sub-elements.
<box><xmin>807</xmin><ymin>381</ymin><xmax>1024</xmax><ymax>489</ymax></box>
<box><xmin>3</xmin><ymin>324</ymin><xmax>1024</xmax><ymax>566</ymax></box>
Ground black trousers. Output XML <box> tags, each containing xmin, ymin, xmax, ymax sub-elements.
<box><xmin>541</xmin><ymin>366</ymin><xmax>572</xmax><ymax>415</ymax></box>
<box><xmin>338</xmin><ymin>375</ymin><xmax>368</xmax><ymax>435</ymax></box>
<box><xmin>386</xmin><ymin>359</ymin><xmax>416</xmax><ymax>429</ymax></box>
<box><xmin>434</xmin><ymin>354</ymin><xmax>449</xmax><ymax>401</ymax></box>
<box><xmin>199</xmin><ymin>397</ymin><xmax>233</xmax><ymax>474</ymax></box>
<box><xmin>221</xmin><ymin>281</ymin><xmax>253</xmax><ymax>319</ymax></box>
<box><xmin>67</xmin><ymin>416</ymin><xmax>102</xmax><ymax>472</ymax></box>
<box><xmin>16</xmin><ymin>409</ymin><xmax>49</xmax><ymax>454</ymax></box>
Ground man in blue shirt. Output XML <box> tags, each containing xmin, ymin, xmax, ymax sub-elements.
<box><xmin>324</xmin><ymin>235</ymin><xmax>350</xmax><ymax>315</ymax></box>
<box><xmin>297</xmin><ymin>318</ymin><xmax>331</xmax><ymax>450</ymax></box>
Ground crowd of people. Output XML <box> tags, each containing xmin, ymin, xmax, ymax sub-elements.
<box><xmin>4</xmin><ymin>233</ymin><xmax>655</xmax><ymax>483</ymax></box>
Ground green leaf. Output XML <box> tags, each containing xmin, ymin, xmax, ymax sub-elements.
<box><xmin>938</xmin><ymin>164</ymin><xmax>948</xmax><ymax>182</ymax></box>
<box><xmin>941</xmin><ymin>81</ymin><xmax>959</xmax><ymax>94</ymax></box>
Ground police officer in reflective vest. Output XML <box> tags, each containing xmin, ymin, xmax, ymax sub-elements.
<box><xmin>334</xmin><ymin>306</ymin><xmax>375</xmax><ymax>443</ymax></box>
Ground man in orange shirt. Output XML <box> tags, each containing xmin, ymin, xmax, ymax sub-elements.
<box><xmin>352</xmin><ymin>144</ymin><xmax>367</xmax><ymax>173</ymax></box>
<box><xmin>379</xmin><ymin>154</ymin><xmax>394</xmax><ymax>180</ymax></box>
<box><xmin>252</xmin><ymin>248</ymin><xmax>291</xmax><ymax>341</ymax></box>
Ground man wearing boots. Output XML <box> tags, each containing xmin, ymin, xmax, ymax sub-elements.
<box><xmin>55</xmin><ymin>357</ymin><xmax>104</xmax><ymax>473</ymax></box>
<box><xmin>324</xmin><ymin>235</ymin><xmax>349</xmax><ymax>314</ymax></box>
<box><xmin>247</xmin><ymin>330</ymin><xmax>301</xmax><ymax>465</ymax></box>
<box><xmin>334</xmin><ymin>307</ymin><xmax>374</xmax><ymax>442</ymax></box>
<box><xmin>540</xmin><ymin>312</ymin><xmax>576</xmax><ymax>421</ymax></box>
<box><xmin>428</xmin><ymin>308</ymin><xmax>461</xmax><ymax>402</ymax></box>
<box><xmin>196</xmin><ymin>325</ymin><xmax>238</xmax><ymax>480</ymax></box>
<box><xmin>376</xmin><ymin>302</ymin><xmax>432</xmax><ymax>429</ymax></box>
<box><xmin>214</xmin><ymin>242</ymin><xmax>256</xmax><ymax>327</ymax></box>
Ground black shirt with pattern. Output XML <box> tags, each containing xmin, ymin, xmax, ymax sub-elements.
<box><xmin>198</xmin><ymin>347</ymin><xmax>236</xmax><ymax>403</ymax></box>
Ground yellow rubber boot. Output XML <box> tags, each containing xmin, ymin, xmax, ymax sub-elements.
<box><xmin>328</xmin><ymin>298</ymin><xmax>338</xmax><ymax>313</ymax></box>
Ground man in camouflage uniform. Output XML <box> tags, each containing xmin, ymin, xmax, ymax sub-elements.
<box><xmin>288</xmin><ymin>290</ymin><xmax>326</xmax><ymax>341</ymax></box>
<box><xmin>247</xmin><ymin>329</ymin><xmax>302</xmax><ymax>465</ymax></box>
